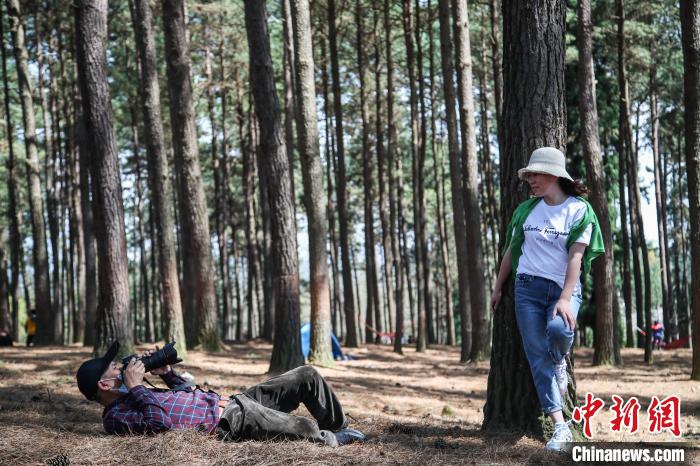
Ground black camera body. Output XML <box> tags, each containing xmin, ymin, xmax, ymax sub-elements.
<box><xmin>121</xmin><ymin>341</ymin><xmax>182</xmax><ymax>373</ymax></box>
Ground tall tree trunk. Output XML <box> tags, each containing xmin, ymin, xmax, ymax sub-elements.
<box><xmin>290</xmin><ymin>0</ymin><xmax>334</xmax><ymax>364</ymax></box>
<box><xmin>386</xmin><ymin>0</ymin><xmax>405</xmax><ymax>355</ymax></box>
<box><xmin>372</xmin><ymin>8</ymin><xmax>389</xmax><ymax>344</ymax></box>
<box><xmin>577</xmin><ymin>0</ymin><xmax>616</xmax><ymax>366</ymax></box>
<box><xmin>328</xmin><ymin>0</ymin><xmax>358</xmax><ymax>348</ymax></box>
<box><xmin>649</xmin><ymin>55</ymin><xmax>673</xmax><ymax>343</ymax></box>
<box><xmin>357</xmin><ymin>0</ymin><xmax>380</xmax><ymax>346</ymax></box>
<box><xmin>0</xmin><ymin>1</ymin><xmax>22</xmax><ymax>341</ymax></box>
<box><xmin>617</xmin><ymin>0</ymin><xmax>642</xmax><ymax>349</ymax></box>
<box><xmin>416</xmin><ymin>0</ymin><xmax>433</xmax><ymax>346</ymax></box>
<box><xmin>162</xmin><ymin>0</ymin><xmax>219</xmax><ymax>351</ymax></box>
<box><xmin>428</xmin><ymin>0</ymin><xmax>454</xmax><ymax>346</ymax></box>
<box><xmin>7</xmin><ymin>0</ymin><xmax>54</xmax><ymax>344</ymax></box>
<box><xmin>75</xmin><ymin>0</ymin><xmax>132</xmax><ymax>355</ymax></box>
<box><xmin>402</xmin><ymin>0</ymin><xmax>425</xmax><ymax>352</ymax></box>
<box><xmin>244</xmin><ymin>0</ymin><xmax>304</xmax><ymax>374</ymax></box>
<box><xmin>36</xmin><ymin>10</ymin><xmax>63</xmax><ymax>343</ymax></box>
<box><xmin>130</xmin><ymin>0</ymin><xmax>186</xmax><ymax>354</ymax></box>
<box><xmin>437</xmin><ymin>0</ymin><xmax>471</xmax><ymax>360</ymax></box>
<box><xmin>483</xmin><ymin>0</ymin><xmax>568</xmax><ymax>435</ymax></box>
<box><xmin>452</xmin><ymin>0</ymin><xmax>488</xmax><ymax>362</ymax></box>
<box><xmin>629</xmin><ymin>106</ymin><xmax>653</xmax><ymax>362</ymax></box>
<box><xmin>217</xmin><ymin>28</ymin><xmax>233</xmax><ymax>342</ymax></box>
<box><xmin>680</xmin><ymin>0</ymin><xmax>700</xmax><ymax>379</ymax></box>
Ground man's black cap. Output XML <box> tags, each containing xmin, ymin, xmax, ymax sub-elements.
<box><xmin>76</xmin><ymin>341</ymin><xmax>119</xmax><ymax>401</ymax></box>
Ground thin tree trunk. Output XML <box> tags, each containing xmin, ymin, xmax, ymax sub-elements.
<box><xmin>357</xmin><ymin>0</ymin><xmax>379</xmax><ymax>346</ymax></box>
<box><xmin>649</xmin><ymin>55</ymin><xmax>673</xmax><ymax>344</ymax></box>
<box><xmin>617</xmin><ymin>0</ymin><xmax>642</xmax><ymax>349</ymax></box>
<box><xmin>245</xmin><ymin>0</ymin><xmax>304</xmax><ymax>373</ymax></box>
<box><xmin>402</xmin><ymin>0</ymin><xmax>425</xmax><ymax>352</ymax></box>
<box><xmin>7</xmin><ymin>0</ymin><xmax>54</xmax><ymax>344</ymax></box>
<box><xmin>428</xmin><ymin>0</ymin><xmax>454</xmax><ymax>346</ymax></box>
<box><xmin>452</xmin><ymin>0</ymin><xmax>488</xmax><ymax>362</ymax></box>
<box><xmin>328</xmin><ymin>0</ymin><xmax>358</xmax><ymax>348</ymax></box>
<box><xmin>130</xmin><ymin>0</ymin><xmax>186</xmax><ymax>354</ymax></box>
<box><xmin>679</xmin><ymin>0</ymin><xmax>700</xmax><ymax>379</ymax></box>
<box><xmin>162</xmin><ymin>0</ymin><xmax>219</xmax><ymax>351</ymax></box>
<box><xmin>577</xmin><ymin>0</ymin><xmax>616</xmax><ymax>366</ymax></box>
<box><xmin>290</xmin><ymin>0</ymin><xmax>334</xmax><ymax>364</ymax></box>
<box><xmin>437</xmin><ymin>0</ymin><xmax>471</xmax><ymax>360</ymax></box>
<box><xmin>75</xmin><ymin>0</ymin><xmax>132</xmax><ymax>355</ymax></box>
<box><xmin>0</xmin><ymin>2</ymin><xmax>22</xmax><ymax>341</ymax></box>
<box><xmin>373</xmin><ymin>4</ymin><xmax>391</xmax><ymax>344</ymax></box>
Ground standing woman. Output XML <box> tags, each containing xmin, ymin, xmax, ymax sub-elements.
<box><xmin>491</xmin><ymin>147</ymin><xmax>604</xmax><ymax>452</ymax></box>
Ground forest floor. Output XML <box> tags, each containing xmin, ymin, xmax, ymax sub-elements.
<box><xmin>0</xmin><ymin>341</ymin><xmax>699</xmax><ymax>465</ymax></box>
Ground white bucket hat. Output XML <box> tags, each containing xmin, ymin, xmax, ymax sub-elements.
<box><xmin>517</xmin><ymin>147</ymin><xmax>573</xmax><ymax>181</ymax></box>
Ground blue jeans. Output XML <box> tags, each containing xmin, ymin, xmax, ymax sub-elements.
<box><xmin>514</xmin><ymin>273</ymin><xmax>582</xmax><ymax>414</ymax></box>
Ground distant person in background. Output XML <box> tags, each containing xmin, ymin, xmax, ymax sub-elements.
<box><xmin>24</xmin><ymin>310</ymin><xmax>36</xmax><ymax>347</ymax></box>
<box><xmin>652</xmin><ymin>321</ymin><xmax>664</xmax><ymax>350</ymax></box>
<box><xmin>0</xmin><ymin>329</ymin><xmax>13</xmax><ymax>346</ymax></box>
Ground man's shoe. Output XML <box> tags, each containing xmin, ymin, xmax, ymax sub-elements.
<box><xmin>554</xmin><ymin>358</ymin><xmax>568</xmax><ymax>398</ymax></box>
<box><xmin>333</xmin><ymin>428</ymin><xmax>366</xmax><ymax>446</ymax></box>
<box><xmin>545</xmin><ymin>422</ymin><xmax>573</xmax><ymax>453</ymax></box>
<box><xmin>318</xmin><ymin>430</ymin><xmax>339</xmax><ymax>447</ymax></box>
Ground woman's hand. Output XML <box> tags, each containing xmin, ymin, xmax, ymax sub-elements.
<box><xmin>140</xmin><ymin>346</ymin><xmax>171</xmax><ymax>375</ymax></box>
<box><xmin>553</xmin><ymin>298</ymin><xmax>576</xmax><ymax>330</ymax></box>
<box><xmin>490</xmin><ymin>287</ymin><xmax>502</xmax><ymax>311</ymax></box>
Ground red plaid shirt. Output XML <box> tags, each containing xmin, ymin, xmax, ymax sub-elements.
<box><xmin>102</xmin><ymin>371</ymin><xmax>221</xmax><ymax>435</ymax></box>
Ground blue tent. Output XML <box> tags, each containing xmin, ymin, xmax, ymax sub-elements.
<box><xmin>300</xmin><ymin>323</ymin><xmax>344</xmax><ymax>360</ymax></box>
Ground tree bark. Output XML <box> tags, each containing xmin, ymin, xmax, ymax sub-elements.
<box><xmin>75</xmin><ymin>0</ymin><xmax>132</xmax><ymax>355</ymax></box>
<box><xmin>357</xmin><ymin>0</ymin><xmax>380</xmax><ymax>347</ymax></box>
<box><xmin>577</xmin><ymin>0</ymin><xmax>616</xmax><ymax>366</ymax></box>
<box><xmin>428</xmin><ymin>0</ymin><xmax>454</xmax><ymax>346</ymax></box>
<box><xmin>290</xmin><ymin>0</ymin><xmax>334</xmax><ymax>365</ymax></box>
<box><xmin>437</xmin><ymin>0</ymin><xmax>471</xmax><ymax>360</ymax></box>
<box><xmin>372</xmin><ymin>7</ymin><xmax>390</xmax><ymax>344</ymax></box>
<box><xmin>130</xmin><ymin>0</ymin><xmax>186</xmax><ymax>354</ymax></box>
<box><xmin>483</xmin><ymin>0</ymin><xmax>568</xmax><ymax>436</ymax></box>
<box><xmin>680</xmin><ymin>0</ymin><xmax>700</xmax><ymax>379</ymax></box>
<box><xmin>0</xmin><ymin>1</ymin><xmax>22</xmax><ymax>341</ymax></box>
<box><xmin>7</xmin><ymin>0</ymin><xmax>54</xmax><ymax>344</ymax></box>
<box><xmin>328</xmin><ymin>0</ymin><xmax>358</xmax><ymax>349</ymax></box>
<box><xmin>402</xmin><ymin>0</ymin><xmax>425</xmax><ymax>352</ymax></box>
<box><xmin>616</xmin><ymin>0</ymin><xmax>641</xmax><ymax>349</ymax></box>
<box><xmin>162</xmin><ymin>0</ymin><xmax>219</xmax><ymax>351</ymax></box>
<box><xmin>452</xmin><ymin>0</ymin><xmax>488</xmax><ymax>362</ymax></box>
<box><xmin>244</xmin><ymin>0</ymin><xmax>304</xmax><ymax>374</ymax></box>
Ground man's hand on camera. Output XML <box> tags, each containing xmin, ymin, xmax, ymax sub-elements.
<box><xmin>141</xmin><ymin>346</ymin><xmax>171</xmax><ymax>375</ymax></box>
<box><xmin>123</xmin><ymin>359</ymin><xmax>145</xmax><ymax>389</ymax></box>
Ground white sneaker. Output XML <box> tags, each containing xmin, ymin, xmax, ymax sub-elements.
<box><xmin>546</xmin><ymin>422</ymin><xmax>573</xmax><ymax>453</ymax></box>
<box><xmin>554</xmin><ymin>358</ymin><xmax>568</xmax><ymax>398</ymax></box>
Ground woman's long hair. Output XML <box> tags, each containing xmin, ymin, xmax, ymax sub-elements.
<box><xmin>558</xmin><ymin>177</ymin><xmax>589</xmax><ymax>197</ymax></box>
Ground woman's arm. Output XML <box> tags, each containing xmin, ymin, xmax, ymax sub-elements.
<box><xmin>490</xmin><ymin>246</ymin><xmax>513</xmax><ymax>310</ymax></box>
<box><xmin>553</xmin><ymin>242</ymin><xmax>587</xmax><ymax>328</ymax></box>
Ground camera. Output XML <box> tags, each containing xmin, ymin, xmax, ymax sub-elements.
<box><xmin>121</xmin><ymin>341</ymin><xmax>182</xmax><ymax>373</ymax></box>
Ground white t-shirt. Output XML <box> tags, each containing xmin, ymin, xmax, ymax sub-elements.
<box><xmin>516</xmin><ymin>196</ymin><xmax>592</xmax><ymax>295</ymax></box>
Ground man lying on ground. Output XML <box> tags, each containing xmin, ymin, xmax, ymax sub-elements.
<box><xmin>76</xmin><ymin>342</ymin><xmax>365</xmax><ymax>447</ymax></box>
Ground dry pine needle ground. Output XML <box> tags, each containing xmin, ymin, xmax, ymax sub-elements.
<box><xmin>1</xmin><ymin>342</ymin><xmax>698</xmax><ymax>465</ymax></box>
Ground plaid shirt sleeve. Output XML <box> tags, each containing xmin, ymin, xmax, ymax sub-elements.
<box><xmin>103</xmin><ymin>385</ymin><xmax>172</xmax><ymax>435</ymax></box>
<box><xmin>160</xmin><ymin>369</ymin><xmax>192</xmax><ymax>391</ymax></box>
